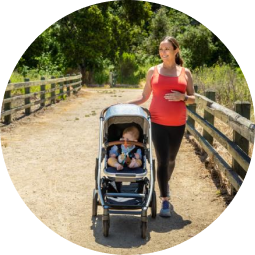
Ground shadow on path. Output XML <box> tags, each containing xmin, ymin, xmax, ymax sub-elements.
<box><xmin>91</xmin><ymin>211</ymin><xmax>191</xmax><ymax>248</ymax></box>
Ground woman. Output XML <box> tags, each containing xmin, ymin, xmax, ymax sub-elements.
<box><xmin>127</xmin><ymin>36</ymin><xmax>195</xmax><ymax>217</ymax></box>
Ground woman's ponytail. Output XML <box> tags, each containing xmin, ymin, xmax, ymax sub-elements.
<box><xmin>175</xmin><ymin>52</ymin><xmax>184</xmax><ymax>66</ymax></box>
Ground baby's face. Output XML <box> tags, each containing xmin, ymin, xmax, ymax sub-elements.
<box><xmin>121</xmin><ymin>132</ymin><xmax>137</xmax><ymax>142</ymax></box>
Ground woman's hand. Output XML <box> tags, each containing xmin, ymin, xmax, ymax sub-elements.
<box><xmin>164</xmin><ymin>90</ymin><xmax>185</xmax><ymax>101</ymax></box>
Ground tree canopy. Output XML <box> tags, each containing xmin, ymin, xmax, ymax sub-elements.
<box><xmin>16</xmin><ymin>0</ymin><xmax>237</xmax><ymax>84</ymax></box>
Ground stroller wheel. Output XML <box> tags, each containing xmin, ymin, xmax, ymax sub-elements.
<box><xmin>103</xmin><ymin>220</ymin><xmax>110</xmax><ymax>237</ymax></box>
<box><xmin>141</xmin><ymin>221</ymin><xmax>147</xmax><ymax>239</ymax></box>
<box><xmin>151</xmin><ymin>190</ymin><xmax>157</xmax><ymax>219</ymax></box>
<box><xmin>92</xmin><ymin>189</ymin><xmax>98</xmax><ymax>217</ymax></box>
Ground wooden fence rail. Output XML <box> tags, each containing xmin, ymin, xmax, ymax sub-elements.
<box><xmin>1</xmin><ymin>79</ymin><xmax>253</xmax><ymax>194</ymax></box>
<box><xmin>1</xmin><ymin>74</ymin><xmax>82</xmax><ymax>123</ymax></box>
<box><xmin>187</xmin><ymin>87</ymin><xmax>254</xmax><ymax>193</ymax></box>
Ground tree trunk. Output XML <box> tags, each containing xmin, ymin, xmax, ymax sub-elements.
<box><xmin>79</xmin><ymin>65</ymin><xmax>87</xmax><ymax>85</ymax></box>
<box><xmin>79</xmin><ymin>63</ymin><xmax>94</xmax><ymax>85</ymax></box>
<box><xmin>89</xmin><ymin>70</ymin><xmax>94</xmax><ymax>84</ymax></box>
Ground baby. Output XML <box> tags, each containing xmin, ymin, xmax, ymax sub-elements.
<box><xmin>108</xmin><ymin>126</ymin><xmax>143</xmax><ymax>170</ymax></box>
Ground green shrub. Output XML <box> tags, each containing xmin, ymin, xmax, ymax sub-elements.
<box><xmin>117</xmin><ymin>52</ymin><xmax>138</xmax><ymax>84</ymax></box>
<box><xmin>193</xmin><ymin>64</ymin><xmax>252</xmax><ymax>110</ymax></box>
<box><xmin>94</xmin><ymin>69</ymin><xmax>109</xmax><ymax>84</ymax></box>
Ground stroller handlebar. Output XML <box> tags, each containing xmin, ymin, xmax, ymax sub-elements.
<box><xmin>141</xmin><ymin>107</ymin><xmax>151</xmax><ymax>117</ymax></box>
<box><xmin>106</xmin><ymin>140</ymin><xmax>145</xmax><ymax>148</ymax></box>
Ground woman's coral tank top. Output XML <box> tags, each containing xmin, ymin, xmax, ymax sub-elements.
<box><xmin>149</xmin><ymin>65</ymin><xmax>187</xmax><ymax>126</ymax></box>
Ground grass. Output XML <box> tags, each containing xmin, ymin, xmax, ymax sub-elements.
<box><xmin>84</xmin><ymin>111</ymin><xmax>97</xmax><ymax>118</ymax></box>
<box><xmin>7</xmin><ymin>71</ymin><xmax>79</xmax><ymax>104</ymax></box>
<box><xmin>9</xmin><ymin>70</ymin><xmax>66</xmax><ymax>95</ymax></box>
<box><xmin>193</xmin><ymin>64</ymin><xmax>252</xmax><ymax>109</ymax></box>
<box><xmin>10</xmin><ymin>70</ymin><xmax>62</xmax><ymax>83</ymax></box>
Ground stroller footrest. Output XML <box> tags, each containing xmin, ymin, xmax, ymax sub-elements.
<box><xmin>106</xmin><ymin>192</ymin><xmax>145</xmax><ymax>198</ymax></box>
<box><xmin>109</xmin><ymin>210</ymin><xmax>141</xmax><ymax>215</ymax></box>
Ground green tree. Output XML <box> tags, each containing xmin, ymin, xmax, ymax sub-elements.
<box><xmin>113</xmin><ymin>0</ymin><xmax>152</xmax><ymax>26</ymax></box>
<box><xmin>168</xmin><ymin>9</ymin><xmax>194</xmax><ymax>37</ymax></box>
<box><xmin>177</xmin><ymin>25</ymin><xmax>216</xmax><ymax>69</ymax></box>
<box><xmin>16</xmin><ymin>34</ymin><xmax>45</xmax><ymax>70</ymax></box>
<box><xmin>54</xmin><ymin>1</ymin><xmax>152</xmax><ymax>84</ymax></box>
<box><xmin>15</xmin><ymin>27</ymin><xmax>66</xmax><ymax>75</ymax></box>
<box><xmin>146</xmin><ymin>7</ymin><xmax>171</xmax><ymax>56</ymax></box>
<box><xmin>211</xmin><ymin>34</ymin><xmax>237</xmax><ymax>66</ymax></box>
<box><xmin>107</xmin><ymin>1</ymin><xmax>152</xmax><ymax>63</ymax></box>
<box><xmin>13</xmin><ymin>1</ymin><xmax>240</xmax><ymax>85</ymax></box>
<box><xmin>55</xmin><ymin>5</ymin><xmax>112</xmax><ymax>83</ymax></box>
<box><xmin>118</xmin><ymin>52</ymin><xmax>138</xmax><ymax>80</ymax></box>
<box><xmin>15</xmin><ymin>2</ymin><xmax>131</xmax><ymax>82</ymax></box>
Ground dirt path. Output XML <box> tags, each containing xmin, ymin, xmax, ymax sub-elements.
<box><xmin>0</xmin><ymin>88</ymin><xmax>227</xmax><ymax>254</ymax></box>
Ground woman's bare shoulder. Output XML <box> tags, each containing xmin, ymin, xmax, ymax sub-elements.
<box><xmin>184</xmin><ymin>67</ymin><xmax>192</xmax><ymax>76</ymax></box>
<box><xmin>148</xmin><ymin>66</ymin><xmax>155</xmax><ymax>72</ymax></box>
<box><xmin>147</xmin><ymin>66</ymin><xmax>155</xmax><ymax>77</ymax></box>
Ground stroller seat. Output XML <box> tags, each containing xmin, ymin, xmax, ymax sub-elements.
<box><xmin>104</xmin><ymin>122</ymin><xmax>147</xmax><ymax>181</ymax></box>
<box><xmin>104</xmin><ymin>166</ymin><xmax>147</xmax><ymax>181</ymax></box>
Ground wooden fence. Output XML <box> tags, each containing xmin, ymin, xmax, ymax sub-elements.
<box><xmin>1</xmin><ymin>78</ymin><xmax>254</xmax><ymax>193</ymax></box>
<box><xmin>1</xmin><ymin>74</ymin><xmax>82</xmax><ymax>123</ymax></box>
<box><xmin>186</xmin><ymin>86</ymin><xmax>254</xmax><ymax>193</ymax></box>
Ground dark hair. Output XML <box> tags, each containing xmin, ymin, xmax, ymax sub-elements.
<box><xmin>162</xmin><ymin>36</ymin><xmax>184</xmax><ymax>66</ymax></box>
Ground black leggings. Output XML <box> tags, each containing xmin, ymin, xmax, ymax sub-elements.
<box><xmin>152</xmin><ymin>122</ymin><xmax>186</xmax><ymax>197</ymax></box>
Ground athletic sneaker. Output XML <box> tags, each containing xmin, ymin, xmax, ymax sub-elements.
<box><xmin>159</xmin><ymin>200</ymin><xmax>172</xmax><ymax>217</ymax></box>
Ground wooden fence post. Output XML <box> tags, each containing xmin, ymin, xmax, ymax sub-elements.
<box><xmin>203</xmin><ymin>90</ymin><xmax>215</xmax><ymax>145</ymax></box>
<box><xmin>24</xmin><ymin>78</ymin><xmax>31</xmax><ymax>115</ymax></box>
<box><xmin>232</xmin><ymin>101</ymin><xmax>250</xmax><ymax>180</ymax></box>
<box><xmin>51</xmin><ymin>76</ymin><xmax>56</xmax><ymax>104</ymax></box>
<box><xmin>72</xmin><ymin>74</ymin><xmax>77</xmax><ymax>95</ymax></box>
<box><xmin>59</xmin><ymin>75</ymin><xmax>64</xmax><ymax>100</ymax></box>
<box><xmin>187</xmin><ymin>84</ymin><xmax>198</xmax><ymax>132</ymax></box>
<box><xmin>4</xmin><ymin>80</ymin><xmax>12</xmax><ymax>124</ymax></box>
<box><xmin>40</xmin><ymin>77</ymin><xmax>45</xmax><ymax>107</ymax></box>
<box><xmin>79</xmin><ymin>72</ymin><xmax>82</xmax><ymax>91</ymax></box>
<box><xmin>66</xmin><ymin>74</ymin><xmax>70</xmax><ymax>97</ymax></box>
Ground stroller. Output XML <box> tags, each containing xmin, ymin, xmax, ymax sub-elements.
<box><xmin>92</xmin><ymin>104</ymin><xmax>157</xmax><ymax>239</ymax></box>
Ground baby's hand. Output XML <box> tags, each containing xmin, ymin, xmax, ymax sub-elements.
<box><xmin>128</xmin><ymin>158</ymin><xmax>138</xmax><ymax>168</ymax></box>
<box><xmin>134</xmin><ymin>153</ymin><xmax>140</xmax><ymax>159</ymax></box>
<box><xmin>115</xmin><ymin>163</ymin><xmax>123</xmax><ymax>171</ymax></box>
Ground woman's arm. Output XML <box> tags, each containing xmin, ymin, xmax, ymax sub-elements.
<box><xmin>184</xmin><ymin>68</ymin><xmax>195</xmax><ymax>104</ymax></box>
<box><xmin>126</xmin><ymin>67</ymin><xmax>154</xmax><ymax>105</ymax></box>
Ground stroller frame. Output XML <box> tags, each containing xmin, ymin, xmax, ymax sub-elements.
<box><xmin>92</xmin><ymin>104</ymin><xmax>156</xmax><ymax>238</ymax></box>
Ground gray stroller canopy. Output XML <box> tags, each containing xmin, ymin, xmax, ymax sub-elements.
<box><xmin>103</xmin><ymin>104</ymin><xmax>150</xmax><ymax>137</ymax></box>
